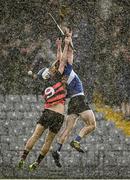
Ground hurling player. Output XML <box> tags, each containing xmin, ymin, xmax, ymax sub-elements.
<box><xmin>51</xmin><ymin>27</ymin><xmax>96</xmax><ymax>167</ymax></box>
<box><xmin>18</xmin><ymin>36</ymin><xmax>72</xmax><ymax>171</ymax></box>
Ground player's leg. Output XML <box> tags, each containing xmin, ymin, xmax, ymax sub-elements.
<box><xmin>69</xmin><ymin>95</ymin><xmax>96</xmax><ymax>152</ymax></box>
<box><xmin>79</xmin><ymin>110</ymin><xmax>96</xmax><ymax>137</ymax></box>
<box><xmin>29</xmin><ymin>130</ymin><xmax>56</xmax><ymax>171</ymax></box>
<box><xmin>18</xmin><ymin>110</ymin><xmax>49</xmax><ymax>168</ymax></box>
<box><xmin>29</xmin><ymin>110</ymin><xmax>64</xmax><ymax>170</ymax></box>
<box><xmin>52</xmin><ymin>114</ymin><xmax>78</xmax><ymax>167</ymax></box>
<box><xmin>70</xmin><ymin>110</ymin><xmax>96</xmax><ymax>153</ymax></box>
<box><xmin>58</xmin><ymin>114</ymin><xmax>78</xmax><ymax>145</ymax></box>
<box><xmin>25</xmin><ymin>124</ymin><xmax>46</xmax><ymax>151</ymax></box>
<box><xmin>18</xmin><ymin>123</ymin><xmax>45</xmax><ymax>168</ymax></box>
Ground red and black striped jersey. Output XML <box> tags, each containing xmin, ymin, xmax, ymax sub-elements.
<box><xmin>42</xmin><ymin>71</ymin><xmax>66</xmax><ymax>109</ymax></box>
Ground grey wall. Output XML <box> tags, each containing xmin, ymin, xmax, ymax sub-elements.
<box><xmin>0</xmin><ymin>95</ymin><xmax>130</xmax><ymax>179</ymax></box>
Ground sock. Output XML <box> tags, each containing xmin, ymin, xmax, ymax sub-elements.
<box><xmin>36</xmin><ymin>154</ymin><xmax>45</xmax><ymax>164</ymax></box>
<box><xmin>75</xmin><ymin>135</ymin><xmax>81</xmax><ymax>142</ymax></box>
<box><xmin>56</xmin><ymin>143</ymin><xmax>63</xmax><ymax>152</ymax></box>
<box><xmin>21</xmin><ymin>149</ymin><xmax>29</xmax><ymax>160</ymax></box>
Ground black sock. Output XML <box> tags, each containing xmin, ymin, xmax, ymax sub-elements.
<box><xmin>57</xmin><ymin>143</ymin><xmax>62</xmax><ymax>152</ymax></box>
<box><xmin>21</xmin><ymin>150</ymin><xmax>29</xmax><ymax>160</ymax></box>
<box><xmin>75</xmin><ymin>135</ymin><xmax>81</xmax><ymax>142</ymax></box>
<box><xmin>36</xmin><ymin>154</ymin><xmax>45</xmax><ymax>164</ymax></box>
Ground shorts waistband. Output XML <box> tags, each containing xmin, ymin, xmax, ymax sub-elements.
<box><xmin>71</xmin><ymin>92</ymin><xmax>84</xmax><ymax>98</ymax></box>
<box><xmin>70</xmin><ymin>95</ymin><xmax>85</xmax><ymax>100</ymax></box>
<box><xmin>43</xmin><ymin>109</ymin><xmax>64</xmax><ymax>117</ymax></box>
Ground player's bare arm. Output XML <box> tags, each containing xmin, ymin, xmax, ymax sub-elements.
<box><xmin>56</xmin><ymin>38</ymin><xmax>62</xmax><ymax>62</ymax></box>
<box><xmin>67</xmin><ymin>42</ymin><xmax>74</xmax><ymax>65</ymax></box>
<box><xmin>58</xmin><ymin>36</ymin><xmax>72</xmax><ymax>74</ymax></box>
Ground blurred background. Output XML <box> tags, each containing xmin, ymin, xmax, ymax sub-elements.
<box><xmin>0</xmin><ymin>0</ymin><xmax>130</xmax><ymax>178</ymax></box>
<box><xmin>1</xmin><ymin>0</ymin><xmax>130</xmax><ymax>119</ymax></box>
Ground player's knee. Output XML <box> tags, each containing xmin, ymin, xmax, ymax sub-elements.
<box><xmin>91</xmin><ymin>122</ymin><xmax>96</xmax><ymax>131</ymax></box>
<box><xmin>91</xmin><ymin>117</ymin><xmax>96</xmax><ymax>130</ymax></box>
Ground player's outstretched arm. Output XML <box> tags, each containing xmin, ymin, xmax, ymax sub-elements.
<box><xmin>63</xmin><ymin>28</ymin><xmax>73</xmax><ymax>65</ymax></box>
<box><xmin>65</xmin><ymin>29</ymin><xmax>73</xmax><ymax>65</ymax></box>
<box><xmin>56</xmin><ymin>37</ymin><xmax>63</xmax><ymax>62</ymax></box>
<box><xmin>58</xmin><ymin>36</ymin><xmax>71</xmax><ymax>74</ymax></box>
<box><xmin>67</xmin><ymin>43</ymin><xmax>74</xmax><ymax>65</ymax></box>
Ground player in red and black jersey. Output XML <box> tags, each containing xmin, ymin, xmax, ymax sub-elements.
<box><xmin>18</xmin><ymin>35</ymin><xmax>72</xmax><ymax>171</ymax></box>
<box><xmin>38</xmin><ymin>67</ymin><xmax>66</xmax><ymax>111</ymax></box>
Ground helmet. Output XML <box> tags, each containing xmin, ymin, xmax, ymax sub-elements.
<box><xmin>42</xmin><ymin>68</ymin><xmax>50</xmax><ymax>79</ymax></box>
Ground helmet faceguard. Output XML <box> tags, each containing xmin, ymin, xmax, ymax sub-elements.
<box><xmin>42</xmin><ymin>68</ymin><xmax>50</xmax><ymax>80</ymax></box>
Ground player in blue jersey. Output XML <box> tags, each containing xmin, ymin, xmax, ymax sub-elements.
<box><xmin>51</xmin><ymin>27</ymin><xmax>96</xmax><ymax>167</ymax></box>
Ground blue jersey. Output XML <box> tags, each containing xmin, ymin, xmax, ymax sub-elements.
<box><xmin>64</xmin><ymin>63</ymin><xmax>84</xmax><ymax>98</ymax></box>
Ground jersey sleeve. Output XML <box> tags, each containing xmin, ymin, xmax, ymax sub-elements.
<box><xmin>64</xmin><ymin>63</ymin><xmax>73</xmax><ymax>76</ymax></box>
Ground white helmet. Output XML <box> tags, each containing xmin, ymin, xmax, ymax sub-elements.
<box><xmin>42</xmin><ymin>68</ymin><xmax>50</xmax><ymax>79</ymax></box>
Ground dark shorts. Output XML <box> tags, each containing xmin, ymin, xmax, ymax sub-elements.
<box><xmin>68</xmin><ymin>95</ymin><xmax>91</xmax><ymax>115</ymax></box>
<box><xmin>37</xmin><ymin>109</ymin><xmax>64</xmax><ymax>134</ymax></box>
